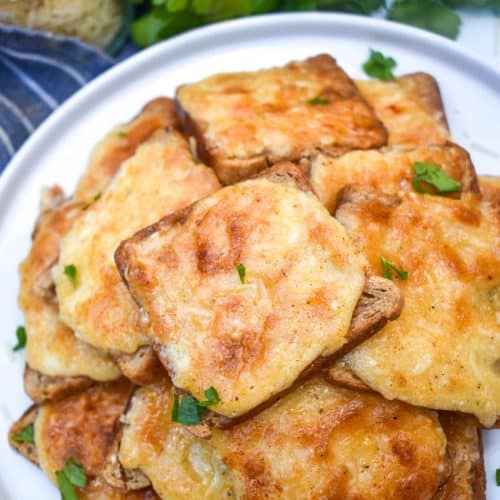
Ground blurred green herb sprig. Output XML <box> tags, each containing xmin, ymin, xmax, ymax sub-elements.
<box><xmin>130</xmin><ymin>0</ymin><xmax>500</xmax><ymax>47</ymax></box>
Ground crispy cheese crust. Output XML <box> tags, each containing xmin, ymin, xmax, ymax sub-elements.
<box><xmin>177</xmin><ymin>54</ymin><xmax>387</xmax><ymax>184</ymax></box>
<box><xmin>19</xmin><ymin>198</ymin><xmax>120</xmax><ymax>382</ymax></box>
<box><xmin>115</xmin><ymin>165</ymin><xmax>367</xmax><ymax>418</ymax></box>
<box><xmin>35</xmin><ymin>379</ymin><xmax>134</xmax><ymax>484</ymax></box>
<box><xmin>74</xmin><ymin>98</ymin><xmax>180</xmax><ymax>201</ymax></box>
<box><xmin>335</xmin><ymin>187</ymin><xmax>500</xmax><ymax>426</ymax></box>
<box><xmin>118</xmin><ymin>379</ymin><xmax>236</xmax><ymax>499</ymax></box>
<box><xmin>210</xmin><ymin>376</ymin><xmax>448</xmax><ymax>500</ymax></box>
<box><xmin>357</xmin><ymin>73</ymin><xmax>449</xmax><ymax>146</ymax></box>
<box><xmin>55</xmin><ymin>130</ymin><xmax>221</xmax><ymax>357</ymax></box>
<box><xmin>310</xmin><ymin>143</ymin><xmax>479</xmax><ymax>213</ymax></box>
<box><xmin>479</xmin><ymin>175</ymin><xmax>500</xmax><ymax>206</ymax></box>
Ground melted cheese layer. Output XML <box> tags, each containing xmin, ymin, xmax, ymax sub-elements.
<box><xmin>19</xmin><ymin>200</ymin><xmax>119</xmax><ymax>380</ymax></box>
<box><xmin>119</xmin><ymin>177</ymin><xmax>366</xmax><ymax>417</ymax></box>
<box><xmin>177</xmin><ymin>54</ymin><xmax>386</xmax><ymax>182</ymax></box>
<box><xmin>211</xmin><ymin>377</ymin><xmax>447</xmax><ymax>500</ymax></box>
<box><xmin>357</xmin><ymin>74</ymin><xmax>449</xmax><ymax>146</ymax></box>
<box><xmin>337</xmin><ymin>190</ymin><xmax>500</xmax><ymax>426</ymax></box>
<box><xmin>310</xmin><ymin>144</ymin><xmax>476</xmax><ymax>213</ymax></box>
<box><xmin>55</xmin><ymin>130</ymin><xmax>221</xmax><ymax>353</ymax></box>
<box><xmin>119</xmin><ymin>379</ymin><xmax>236</xmax><ymax>499</ymax></box>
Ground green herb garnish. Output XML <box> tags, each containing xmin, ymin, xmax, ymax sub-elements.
<box><xmin>388</xmin><ymin>0</ymin><xmax>461</xmax><ymax>40</ymax></box>
<box><xmin>496</xmin><ymin>468</ymin><xmax>500</xmax><ymax>487</ymax></box>
<box><xmin>117</xmin><ymin>131</ymin><xmax>127</xmax><ymax>137</ymax></box>
<box><xmin>362</xmin><ymin>49</ymin><xmax>396</xmax><ymax>80</ymax></box>
<box><xmin>56</xmin><ymin>457</ymin><xmax>87</xmax><ymax>500</ymax></box>
<box><xmin>237</xmin><ymin>263</ymin><xmax>246</xmax><ymax>284</ymax></box>
<box><xmin>197</xmin><ymin>386</ymin><xmax>221</xmax><ymax>407</ymax></box>
<box><xmin>13</xmin><ymin>325</ymin><xmax>26</xmax><ymax>351</ymax></box>
<box><xmin>82</xmin><ymin>192</ymin><xmax>102</xmax><ymax>211</ymax></box>
<box><xmin>413</xmin><ymin>162</ymin><xmax>461</xmax><ymax>195</ymax></box>
<box><xmin>12</xmin><ymin>424</ymin><xmax>34</xmax><ymax>443</ymax></box>
<box><xmin>380</xmin><ymin>257</ymin><xmax>408</xmax><ymax>281</ymax></box>
<box><xmin>307</xmin><ymin>96</ymin><xmax>330</xmax><ymax>105</ymax></box>
<box><xmin>171</xmin><ymin>386</ymin><xmax>220</xmax><ymax>425</ymax></box>
<box><xmin>64</xmin><ymin>264</ymin><xmax>78</xmax><ymax>288</ymax></box>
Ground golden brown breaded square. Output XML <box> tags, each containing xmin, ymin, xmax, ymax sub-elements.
<box><xmin>115</xmin><ymin>163</ymin><xmax>404</xmax><ymax>420</ymax></box>
<box><xmin>357</xmin><ymin>73</ymin><xmax>450</xmax><ymax>146</ymax></box>
<box><xmin>310</xmin><ymin>143</ymin><xmax>479</xmax><ymax>213</ymax></box>
<box><xmin>74</xmin><ymin>97</ymin><xmax>180</xmax><ymax>202</ymax></box>
<box><xmin>176</xmin><ymin>54</ymin><xmax>388</xmax><ymax>184</ymax></box>
<box><xmin>54</xmin><ymin>129</ymin><xmax>221</xmax><ymax>387</ymax></box>
<box><xmin>330</xmin><ymin>185</ymin><xmax>500</xmax><ymax>427</ymax></box>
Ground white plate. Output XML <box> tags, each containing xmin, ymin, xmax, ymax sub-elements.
<box><xmin>0</xmin><ymin>13</ymin><xmax>499</xmax><ymax>500</ymax></box>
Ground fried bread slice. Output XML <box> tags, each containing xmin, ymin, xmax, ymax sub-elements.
<box><xmin>433</xmin><ymin>413</ymin><xmax>485</xmax><ymax>500</ymax></box>
<box><xmin>9</xmin><ymin>380</ymin><xmax>157</xmax><ymax>499</ymax></box>
<box><xmin>310</xmin><ymin>143</ymin><xmax>479</xmax><ymax>213</ymax></box>
<box><xmin>114</xmin><ymin>376</ymin><xmax>450</xmax><ymax>499</ymax></box>
<box><xmin>176</xmin><ymin>54</ymin><xmax>387</xmax><ymax>184</ymax></box>
<box><xmin>54</xmin><ymin>130</ymin><xmax>221</xmax><ymax>384</ymax></box>
<box><xmin>74</xmin><ymin>97</ymin><xmax>180</xmax><ymax>202</ymax></box>
<box><xmin>114</xmin><ymin>378</ymin><xmax>237</xmax><ymax>499</ymax></box>
<box><xmin>330</xmin><ymin>186</ymin><xmax>500</xmax><ymax>426</ymax></box>
<box><xmin>115</xmin><ymin>163</ymin><xmax>405</xmax><ymax>419</ymax></box>
<box><xmin>357</xmin><ymin>73</ymin><xmax>449</xmax><ymax>146</ymax></box>
<box><xmin>19</xmin><ymin>194</ymin><xmax>120</xmax><ymax>401</ymax></box>
<box><xmin>211</xmin><ymin>376</ymin><xmax>449</xmax><ymax>500</ymax></box>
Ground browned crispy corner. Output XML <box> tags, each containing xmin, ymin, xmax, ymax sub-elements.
<box><xmin>176</xmin><ymin>54</ymin><xmax>387</xmax><ymax>184</ymax></box>
<box><xmin>325</xmin><ymin>358</ymin><xmax>373</xmax><ymax>392</ymax></box>
<box><xmin>75</xmin><ymin>97</ymin><xmax>181</xmax><ymax>201</ymax></box>
<box><xmin>9</xmin><ymin>405</ymin><xmax>39</xmax><ymax>465</ymax></box>
<box><xmin>23</xmin><ymin>364</ymin><xmax>94</xmax><ymax>404</ymax></box>
<box><xmin>398</xmin><ymin>72</ymin><xmax>449</xmax><ymax>132</ymax></box>
<box><xmin>433</xmin><ymin>413</ymin><xmax>485</xmax><ymax>500</ymax></box>
<box><xmin>103</xmin><ymin>430</ymin><xmax>152</xmax><ymax>491</ymax></box>
<box><xmin>112</xmin><ymin>346</ymin><xmax>165</xmax><ymax>386</ymax></box>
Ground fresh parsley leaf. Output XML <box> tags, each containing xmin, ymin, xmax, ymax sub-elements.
<box><xmin>13</xmin><ymin>325</ymin><xmax>26</xmax><ymax>351</ymax></box>
<box><xmin>174</xmin><ymin>395</ymin><xmax>202</xmax><ymax>425</ymax></box>
<box><xmin>380</xmin><ymin>257</ymin><xmax>408</xmax><ymax>281</ymax></box>
<box><xmin>82</xmin><ymin>192</ymin><xmax>102</xmax><ymax>211</ymax></box>
<box><xmin>388</xmin><ymin>0</ymin><xmax>461</xmax><ymax>39</ymax></box>
<box><xmin>198</xmin><ymin>386</ymin><xmax>221</xmax><ymax>407</ymax></box>
<box><xmin>171</xmin><ymin>387</ymin><xmax>220</xmax><ymax>425</ymax></box>
<box><xmin>237</xmin><ymin>263</ymin><xmax>246</xmax><ymax>283</ymax></box>
<box><xmin>117</xmin><ymin>130</ymin><xmax>127</xmax><ymax>137</ymax></box>
<box><xmin>63</xmin><ymin>457</ymin><xmax>87</xmax><ymax>488</ymax></box>
<box><xmin>307</xmin><ymin>96</ymin><xmax>330</xmax><ymax>105</ymax></box>
<box><xmin>413</xmin><ymin>162</ymin><xmax>461</xmax><ymax>195</ymax></box>
<box><xmin>12</xmin><ymin>424</ymin><xmax>34</xmax><ymax>443</ymax></box>
<box><xmin>496</xmin><ymin>468</ymin><xmax>500</xmax><ymax>486</ymax></box>
<box><xmin>362</xmin><ymin>49</ymin><xmax>396</xmax><ymax>80</ymax></box>
<box><xmin>56</xmin><ymin>470</ymin><xmax>78</xmax><ymax>500</ymax></box>
<box><xmin>64</xmin><ymin>264</ymin><xmax>78</xmax><ymax>288</ymax></box>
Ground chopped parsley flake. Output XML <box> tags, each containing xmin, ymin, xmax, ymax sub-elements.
<box><xmin>496</xmin><ymin>468</ymin><xmax>500</xmax><ymax>487</ymax></box>
<box><xmin>13</xmin><ymin>325</ymin><xmax>26</xmax><ymax>351</ymax></box>
<box><xmin>64</xmin><ymin>264</ymin><xmax>78</xmax><ymax>288</ymax></box>
<box><xmin>413</xmin><ymin>162</ymin><xmax>461</xmax><ymax>195</ymax></box>
<box><xmin>56</xmin><ymin>457</ymin><xmax>87</xmax><ymax>500</ymax></box>
<box><xmin>12</xmin><ymin>424</ymin><xmax>34</xmax><ymax>443</ymax></box>
<box><xmin>117</xmin><ymin>130</ymin><xmax>127</xmax><ymax>137</ymax></box>
<box><xmin>307</xmin><ymin>96</ymin><xmax>330</xmax><ymax>105</ymax></box>
<box><xmin>362</xmin><ymin>49</ymin><xmax>396</xmax><ymax>80</ymax></box>
<box><xmin>237</xmin><ymin>263</ymin><xmax>246</xmax><ymax>284</ymax></box>
<box><xmin>171</xmin><ymin>386</ymin><xmax>220</xmax><ymax>425</ymax></box>
<box><xmin>380</xmin><ymin>257</ymin><xmax>408</xmax><ymax>281</ymax></box>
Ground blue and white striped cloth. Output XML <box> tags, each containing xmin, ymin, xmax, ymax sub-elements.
<box><xmin>0</xmin><ymin>24</ymin><xmax>137</xmax><ymax>174</ymax></box>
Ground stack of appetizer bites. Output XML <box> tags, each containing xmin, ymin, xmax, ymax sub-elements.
<box><xmin>9</xmin><ymin>54</ymin><xmax>498</xmax><ymax>499</ymax></box>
